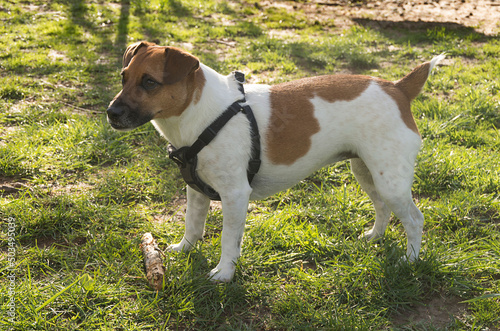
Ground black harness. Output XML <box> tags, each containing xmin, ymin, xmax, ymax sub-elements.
<box><xmin>167</xmin><ymin>72</ymin><xmax>261</xmax><ymax>201</ymax></box>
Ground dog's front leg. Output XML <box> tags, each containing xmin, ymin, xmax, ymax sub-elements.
<box><xmin>168</xmin><ymin>186</ymin><xmax>210</xmax><ymax>252</ymax></box>
<box><xmin>209</xmin><ymin>186</ymin><xmax>251</xmax><ymax>282</ymax></box>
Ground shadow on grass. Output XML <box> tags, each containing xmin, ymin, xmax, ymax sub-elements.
<box><xmin>169</xmin><ymin>0</ymin><xmax>193</xmax><ymax>17</ymax></box>
<box><xmin>116</xmin><ymin>0</ymin><xmax>130</xmax><ymax>56</ymax></box>
<box><xmin>352</xmin><ymin>17</ymin><xmax>492</xmax><ymax>43</ymax></box>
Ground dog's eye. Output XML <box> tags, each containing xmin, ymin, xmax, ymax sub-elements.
<box><xmin>142</xmin><ymin>77</ymin><xmax>159</xmax><ymax>91</ymax></box>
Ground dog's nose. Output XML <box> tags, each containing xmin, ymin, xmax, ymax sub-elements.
<box><xmin>106</xmin><ymin>105</ymin><xmax>124</xmax><ymax>119</ymax></box>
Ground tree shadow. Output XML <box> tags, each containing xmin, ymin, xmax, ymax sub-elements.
<box><xmin>54</xmin><ymin>0</ymin><xmax>131</xmax><ymax>55</ymax></box>
<box><xmin>169</xmin><ymin>0</ymin><xmax>192</xmax><ymax>18</ymax></box>
<box><xmin>115</xmin><ymin>0</ymin><xmax>130</xmax><ymax>53</ymax></box>
<box><xmin>352</xmin><ymin>17</ymin><xmax>491</xmax><ymax>43</ymax></box>
<box><xmin>56</xmin><ymin>0</ymin><xmax>92</xmax><ymax>31</ymax></box>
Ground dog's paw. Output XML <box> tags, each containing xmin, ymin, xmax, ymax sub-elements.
<box><xmin>402</xmin><ymin>252</ymin><xmax>420</xmax><ymax>263</ymax></box>
<box><xmin>359</xmin><ymin>229</ymin><xmax>383</xmax><ymax>242</ymax></box>
<box><xmin>166</xmin><ymin>243</ymin><xmax>184</xmax><ymax>253</ymax></box>
<box><xmin>166</xmin><ymin>238</ymin><xmax>193</xmax><ymax>253</ymax></box>
<box><xmin>208</xmin><ymin>265</ymin><xmax>235</xmax><ymax>283</ymax></box>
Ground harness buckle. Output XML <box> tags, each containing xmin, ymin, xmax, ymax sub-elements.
<box><xmin>167</xmin><ymin>144</ymin><xmax>186</xmax><ymax>167</ymax></box>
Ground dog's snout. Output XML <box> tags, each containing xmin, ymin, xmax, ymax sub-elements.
<box><xmin>106</xmin><ymin>105</ymin><xmax>125</xmax><ymax>119</ymax></box>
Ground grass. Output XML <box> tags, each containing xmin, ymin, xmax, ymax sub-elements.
<box><xmin>1</xmin><ymin>0</ymin><xmax>499</xmax><ymax>329</ymax></box>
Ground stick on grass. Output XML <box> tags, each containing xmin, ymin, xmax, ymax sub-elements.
<box><xmin>140</xmin><ymin>233</ymin><xmax>165</xmax><ymax>291</ymax></box>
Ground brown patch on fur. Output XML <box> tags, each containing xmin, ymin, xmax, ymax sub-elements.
<box><xmin>378</xmin><ymin>80</ymin><xmax>420</xmax><ymax>135</ymax></box>
<box><xmin>192</xmin><ymin>68</ymin><xmax>205</xmax><ymax>105</ymax></box>
<box><xmin>122</xmin><ymin>41</ymin><xmax>157</xmax><ymax>68</ymax></box>
<box><xmin>153</xmin><ymin>63</ymin><xmax>206</xmax><ymax>118</ymax></box>
<box><xmin>162</xmin><ymin>47</ymin><xmax>201</xmax><ymax>85</ymax></box>
<box><xmin>395</xmin><ymin>62</ymin><xmax>431</xmax><ymax>101</ymax></box>
<box><xmin>267</xmin><ymin>75</ymin><xmax>370</xmax><ymax>165</ymax></box>
<box><xmin>119</xmin><ymin>45</ymin><xmax>205</xmax><ymax>119</ymax></box>
<box><xmin>377</xmin><ymin>61</ymin><xmax>431</xmax><ymax>135</ymax></box>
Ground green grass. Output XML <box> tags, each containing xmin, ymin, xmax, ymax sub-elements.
<box><xmin>1</xmin><ymin>0</ymin><xmax>499</xmax><ymax>329</ymax></box>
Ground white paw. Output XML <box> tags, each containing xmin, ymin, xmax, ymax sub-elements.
<box><xmin>404</xmin><ymin>252</ymin><xmax>419</xmax><ymax>263</ymax></box>
<box><xmin>359</xmin><ymin>229</ymin><xmax>383</xmax><ymax>242</ymax></box>
<box><xmin>396</xmin><ymin>252</ymin><xmax>419</xmax><ymax>265</ymax></box>
<box><xmin>208</xmin><ymin>265</ymin><xmax>235</xmax><ymax>283</ymax></box>
<box><xmin>166</xmin><ymin>239</ymin><xmax>194</xmax><ymax>253</ymax></box>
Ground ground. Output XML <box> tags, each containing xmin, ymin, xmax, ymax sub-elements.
<box><xmin>1</xmin><ymin>0</ymin><xmax>499</xmax><ymax>329</ymax></box>
<box><xmin>272</xmin><ymin>0</ymin><xmax>500</xmax><ymax>36</ymax></box>
<box><xmin>392</xmin><ymin>295</ymin><xmax>469</xmax><ymax>328</ymax></box>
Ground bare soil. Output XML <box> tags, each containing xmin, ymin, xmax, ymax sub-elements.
<box><xmin>392</xmin><ymin>295</ymin><xmax>469</xmax><ymax>329</ymax></box>
<box><xmin>268</xmin><ymin>0</ymin><xmax>500</xmax><ymax>36</ymax></box>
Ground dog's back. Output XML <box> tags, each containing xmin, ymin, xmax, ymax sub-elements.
<box><xmin>246</xmin><ymin>55</ymin><xmax>445</xmax><ymax>200</ymax></box>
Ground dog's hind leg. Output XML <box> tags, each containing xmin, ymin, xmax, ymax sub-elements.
<box><xmin>167</xmin><ymin>186</ymin><xmax>210</xmax><ymax>252</ymax></box>
<box><xmin>379</xmin><ymin>192</ymin><xmax>424</xmax><ymax>262</ymax></box>
<box><xmin>399</xmin><ymin>202</ymin><xmax>424</xmax><ymax>262</ymax></box>
<box><xmin>364</xmin><ymin>153</ymin><xmax>424</xmax><ymax>262</ymax></box>
<box><xmin>351</xmin><ymin>158</ymin><xmax>392</xmax><ymax>241</ymax></box>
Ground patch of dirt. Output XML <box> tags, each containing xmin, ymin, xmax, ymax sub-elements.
<box><xmin>33</xmin><ymin>236</ymin><xmax>88</xmax><ymax>249</ymax></box>
<box><xmin>392</xmin><ymin>295</ymin><xmax>468</xmax><ymax>328</ymax></box>
<box><xmin>210</xmin><ymin>200</ymin><xmax>222</xmax><ymax>211</ymax></box>
<box><xmin>264</xmin><ymin>0</ymin><xmax>500</xmax><ymax>36</ymax></box>
<box><xmin>49</xmin><ymin>182</ymin><xmax>93</xmax><ymax>196</ymax></box>
<box><xmin>0</xmin><ymin>177</ymin><xmax>28</xmax><ymax>196</ymax></box>
<box><xmin>151</xmin><ymin>196</ymin><xmax>224</xmax><ymax>225</ymax></box>
<box><xmin>48</xmin><ymin>50</ymin><xmax>70</xmax><ymax>63</ymax></box>
<box><xmin>34</xmin><ymin>236</ymin><xmax>59</xmax><ymax>249</ymax></box>
<box><xmin>152</xmin><ymin>195</ymin><xmax>187</xmax><ymax>224</ymax></box>
<box><xmin>0</xmin><ymin>182</ymin><xmax>25</xmax><ymax>195</ymax></box>
<box><xmin>352</xmin><ymin>0</ymin><xmax>499</xmax><ymax>36</ymax></box>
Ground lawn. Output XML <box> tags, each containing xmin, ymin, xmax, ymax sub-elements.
<box><xmin>1</xmin><ymin>0</ymin><xmax>499</xmax><ymax>329</ymax></box>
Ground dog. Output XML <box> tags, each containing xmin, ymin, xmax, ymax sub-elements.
<box><xmin>107</xmin><ymin>41</ymin><xmax>444</xmax><ymax>282</ymax></box>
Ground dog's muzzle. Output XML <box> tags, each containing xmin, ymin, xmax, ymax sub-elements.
<box><xmin>106</xmin><ymin>104</ymin><xmax>125</xmax><ymax>120</ymax></box>
<box><xmin>106</xmin><ymin>103</ymin><xmax>130</xmax><ymax>131</ymax></box>
<box><xmin>106</xmin><ymin>101</ymin><xmax>152</xmax><ymax>131</ymax></box>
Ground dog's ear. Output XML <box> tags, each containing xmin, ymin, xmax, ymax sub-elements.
<box><xmin>122</xmin><ymin>41</ymin><xmax>157</xmax><ymax>68</ymax></box>
<box><xmin>163</xmin><ymin>47</ymin><xmax>200</xmax><ymax>85</ymax></box>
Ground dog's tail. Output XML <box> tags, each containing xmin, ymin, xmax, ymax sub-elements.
<box><xmin>395</xmin><ymin>54</ymin><xmax>446</xmax><ymax>101</ymax></box>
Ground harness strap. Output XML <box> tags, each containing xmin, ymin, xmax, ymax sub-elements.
<box><xmin>168</xmin><ymin>71</ymin><xmax>261</xmax><ymax>201</ymax></box>
<box><xmin>243</xmin><ymin>104</ymin><xmax>261</xmax><ymax>184</ymax></box>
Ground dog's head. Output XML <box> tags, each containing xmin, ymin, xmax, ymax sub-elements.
<box><xmin>106</xmin><ymin>41</ymin><xmax>204</xmax><ymax>131</ymax></box>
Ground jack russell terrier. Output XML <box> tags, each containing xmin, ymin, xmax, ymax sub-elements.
<box><xmin>107</xmin><ymin>41</ymin><xmax>444</xmax><ymax>282</ymax></box>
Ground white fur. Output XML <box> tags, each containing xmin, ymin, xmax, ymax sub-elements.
<box><xmin>152</xmin><ymin>58</ymin><xmax>441</xmax><ymax>282</ymax></box>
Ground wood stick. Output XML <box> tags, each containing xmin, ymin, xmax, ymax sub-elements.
<box><xmin>140</xmin><ymin>233</ymin><xmax>165</xmax><ymax>290</ymax></box>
